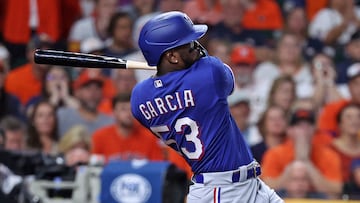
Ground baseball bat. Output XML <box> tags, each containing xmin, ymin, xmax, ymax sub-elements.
<box><xmin>34</xmin><ymin>49</ymin><xmax>157</xmax><ymax>70</ymax></box>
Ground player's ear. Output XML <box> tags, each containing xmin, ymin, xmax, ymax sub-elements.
<box><xmin>164</xmin><ymin>51</ymin><xmax>179</xmax><ymax>64</ymax></box>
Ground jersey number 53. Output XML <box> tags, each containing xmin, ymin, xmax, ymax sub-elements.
<box><xmin>151</xmin><ymin>117</ymin><xmax>204</xmax><ymax>160</ymax></box>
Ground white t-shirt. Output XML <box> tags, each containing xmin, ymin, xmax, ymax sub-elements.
<box><xmin>247</xmin><ymin>62</ymin><xmax>314</xmax><ymax>123</ymax></box>
<box><xmin>68</xmin><ymin>17</ymin><xmax>99</xmax><ymax>42</ymax></box>
<box><xmin>308</xmin><ymin>8</ymin><xmax>360</xmax><ymax>45</ymax></box>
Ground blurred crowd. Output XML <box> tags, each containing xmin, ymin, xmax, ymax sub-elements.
<box><xmin>0</xmin><ymin>0</ymin><xmax>360</xmax><ymax>201</ymax></box>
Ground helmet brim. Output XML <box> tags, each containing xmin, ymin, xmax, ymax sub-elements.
<box><xmin>178</xmin><ymin>24</ymin><xmax>208</xmax><ymax>47</ymax></box>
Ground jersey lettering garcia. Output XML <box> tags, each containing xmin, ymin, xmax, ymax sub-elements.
<box><xmin>131</xmin><ymin>56</ymin><xmax>253</xmax><ymax>174</ymax></box>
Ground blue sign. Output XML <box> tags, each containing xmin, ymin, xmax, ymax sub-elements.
<box><xmin>100</xmin><ymin>160</ymin><xmax>171</xmax><ymax>203</ymax></box>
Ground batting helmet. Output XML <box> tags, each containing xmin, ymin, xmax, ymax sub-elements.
<box><xmin>138</xmin><ymin>11</ymin><xmax>208</xmax><ymax>66</ymax></box>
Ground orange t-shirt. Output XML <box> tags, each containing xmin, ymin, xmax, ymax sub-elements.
<box><xmin>306</xmin><ymin>0</ymin><xmax>328</xmax><ymax>21</ymax></box>
<box><xmin>330</xmin><ymin>144</ymin><xmax>360</xmax><ymax>182</ymax></box>
<box><xmin>317</xmin><ymin>99</ymin><xmax>350</xmax><ymax>137</ymax></box>
<box><xmin>183</xmin><ymin>0</ymin><xmax>223</xmax><ymax>26</ymax></box>
<box><xmin>261</xmin><ymin>139</ymin><xmax>342</xmax><ymax>183</ymax></box>
<box><xmin>3</xmin><ymin>0</ymin><xmax>61</xmax><ymax>44</ymax></box>
<box><xmin>91</xmin><ymin>123</ymin><xmax>164</xmax><ymax>162</ymax></box>
<box><xmin>4</xmin><ymin>63</ymin><xmax>42</xmax><ymax>105</ymax></box>
<box><xmin>98</xmin><ymin>98</ymin><xmax>113</xmax><ymax>116</ymax></box>
<box><xmin>312</xmin><ymin>130</ymin><xmax>334</xmax><ymax>147</ymax></box>
<box><xmin>242</xmin><ymin>0</ymin><xmax>283</xmax><ymax>30</ymax></box>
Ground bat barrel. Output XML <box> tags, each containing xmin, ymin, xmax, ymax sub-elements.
<box><xmin>34</xmin><ymin>49</ymin><xmax>128</xmax><ymax>69</ymax></box>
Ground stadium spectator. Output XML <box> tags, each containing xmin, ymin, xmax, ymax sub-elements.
<box><xmin>92</xmin><ymin>92</ymin><xmax>163</xmax><ymax>161</ymax></box>
<box><xmin>242</xmin><ymin>0</ymin><xmax>284</xmax><ymax>31</ymax></box>
<box><xmin>250</xmin><ymin>75</ymin><xmax>296</xmax><ymax>134</ymax></box>
<box><xmin>183</xmin><ymin>0</ymin><xmax>223</xmax><ymax>26</ymax></box>
<box><xmin>330</xmin><ymin>103</ymin><xmax>360</xmax><ymax>182</ymax></box>
<box><xmin>311</xmin><ymin>52</ymin><xmax>343</xmax><ymax>110</ymax></box>
<box><xmin>98</xmin><ymin>69</ymin><xmax>137</xmax><ymax>114</ymax></box>
<box><xmin>57</xmin><ymin>69</ymin><xmax>113</xmax><ymax>137</ymax></box>
<box><xmin>308</xmin><ymin>0</ymin><xmax>360</xmax><ymax>46</ymax></box>
<box><xmin>251</xmin><ymin>105</ymin><xmax>288</xmax><ymax>164</ymax></box>
<box><xmin>230</xmin><ymin>44</ymin><xmax>257</xmax><ymax>89</ymax></box>
<box><xmin>111</xmin><ymin>69</ymin><xmax>137</xmax><ymax>96</ymax></box>
<box><xmin>4</xmin><ymin>34</ymin><xmax>53</xmax><ymax>105</ymax></box>
<box><xmin>2</xmin><ymin>0</ymin><xmax>61</xmax><ymax>67</ymax></box>
<box><xmin>278</xmin><ymin>160</ymin><xmax>327</xmax><ymax>199</ymax></box>
<box><xmin>0</xmin><ymin>116</ymin><xmax>26</xmax><ymax>151</ymax></box>
<box><xmin>68</xmin><ymin>0</ymin><xmax>119</xmax><ymax>52</ymax></box>
<box><xmin>305</xmin><ymin>0</ymin><xmax>328</xmax><ymax>21</ymax></box>
<box><xmin>77</xmin><ymin>37</ymin><xmax>118</xmax><ymax>89</ymax></box>
<box><xmin>58</xmin><ymin>125</ymin><xmax>91</xmax><ymax>166</ymax></box>
<box><xmin>266</xmin><ymin>75</ymin><xmax>297</xmax><ymax>117</ymax></box>
<box><xmin>229</xmin><ymin>44</ymin><xmax>268</xmax><ymax>124</ymax></box>
<box><xmin>254</xmin><ymin>32</ymin><xmax>314</xmax><ymax>99</ymax></box>
<box><xmin>227</xmin><ymin>90</ymin><xmax>261</xmax><ymax>146</ymax></box>
<box><xmin>282</xmin><ymin>0</ymin><xmax>329</xmax><ymax>21</ymax></box>
<box><xmin>25</xmin><ymin>66</ymin><xmax>79</xmax><ymax>117</ymax></box>
<box><xmin>207</xmin><ymin>0</ymin><xmax>267</xmax><ymax>46</ymax></box>
<box><xmin>343</xmin><ymin>159</ymin><xmax>360</xmax><ymax>200</ymax></box>
<box><xmin>26</xmin><ymin>100</ymin><xmax>59</xmax><ymax>155</ymax></box>
<box><xmin>282</xmin><ymin>5</ymin><xmax>327</xmax><ymax>62</ymax></box>
<box><xmin>262</xmin><ymin>108</ymin><xmax>343</xmax><ymax>198</ymax></box>
<box><xmin>0</xmin><ymin>46</ymin><xmax>24</xmax><ymax>121</ymax></box>
<box><xmin>336</xmin><ymin>30</ymin><xmax>360</xmax><ymax>84</ymax></box>
<box><xmin>316</xmin><ymin>63</ymin><xmax>360</xmax><ymax>144</ymax></box>
<box><xmin>103</xmin><ymin>11</ymin><xmax>137</xmax><ymax>58</ymax></box>
<box><xmin>120</xmin><ymin>0</ymin><xmax>157</xmax><ymax>21</ymax></box>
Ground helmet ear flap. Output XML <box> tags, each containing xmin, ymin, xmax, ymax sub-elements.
<box><xmin>138</xmin><ymin>11</ymin><xmax>208</xmax><ymax>66</ymax></box>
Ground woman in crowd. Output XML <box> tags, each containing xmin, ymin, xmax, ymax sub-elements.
<box><xmin>254</xmin><ymin>32</ymin><xmax>313</xmax><ymax>99</ymax></box>
<box><xmin>58</xmin><ymin>125</ymin><xmax>91</xmax><ymax>166</ymax></box>
<box><xmin>26</xmin><ymin>100</ymin><xmax>59</xmax><ymax>155</ymax></box>
<box><xmin>331</xmin><ymin>103</ymin><xmax>360</xmax><ymax>182</ymax></box>
<box><xmin>251</xmin><ymin>105</ymin><xmax>288</xmax><ymax>164</ymax></box>
<box><xmin>25</xmin><ymin>66</ymin><xmax>79</xmax><ymax>116</ymax></box>
<box><xmin>267</xmin><ymin>75</ymin><xmax>297</xmax><ymax>117</ymax></box>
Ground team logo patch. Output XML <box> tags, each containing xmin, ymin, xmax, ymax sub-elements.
<box><xmin>154</xmin><ymin>79</ymin><xmax>163</xmax><ymax>88</ymax></box>
<box><xmin>110</xmin><ymin>173</ymin><xmax>152</xmax><ymax>203</ymax></box>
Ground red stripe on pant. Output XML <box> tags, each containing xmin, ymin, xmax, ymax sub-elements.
<box><xmin>213</xmin><ymin>187</ymin><xmax>221</xmax><ymax>203</ymax></box>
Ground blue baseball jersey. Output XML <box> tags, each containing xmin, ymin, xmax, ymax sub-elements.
<box><xmin>131</xmin><ymin>56</ymin><xmax>253</xmax><ymax>174</ymax></box>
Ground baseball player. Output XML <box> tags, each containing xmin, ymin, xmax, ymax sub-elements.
<box><xmin>130</xmin><ymin>11</ymin><xmax>284</xmax><ymax>203</ymax></box>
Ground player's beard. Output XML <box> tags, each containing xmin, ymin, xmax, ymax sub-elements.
<box><xmin>181</xmin><ymin>49</ymin><xmax>201</xmax><ymax>68</ymax></box>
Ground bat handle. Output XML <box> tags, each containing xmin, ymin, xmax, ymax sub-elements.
<box><xmin>127</xmin><ymin>60</ymin><xmax>157</xmax><ymax>70</ymax></box>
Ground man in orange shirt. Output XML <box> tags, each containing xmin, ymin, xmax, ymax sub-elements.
<box><xmin>92</xmin><ymin>92</ymin><xmax>164</xmax><ymax>161</ymax></box>
<box><xmin>261</xmin><ymin>108</ymin><xmax>343</xmax><ymax>198</ymax></box>
<box><xmin>5</xmin><ymin>34</ymin><xmax>53</xmax><ymax>105</ymax></box>
<box><xmin>92</xmin><ymin>92</ymin><xmax>193</xmax><ymax>178</ymax></box>
<box><xmin>242</xmin><ymin>0</ymin><xmax>284</xmax><ymax>30</ymax></box>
